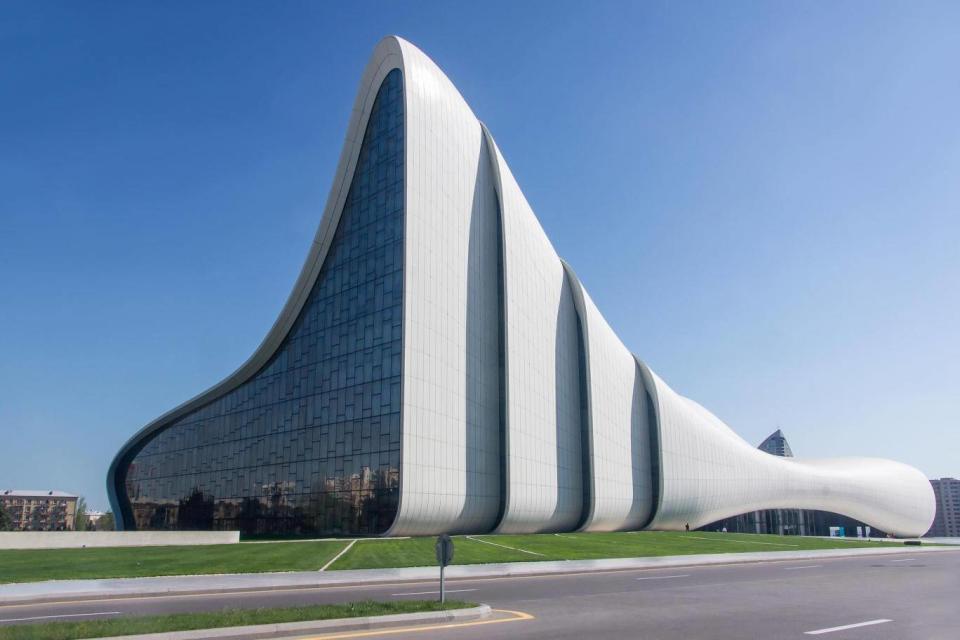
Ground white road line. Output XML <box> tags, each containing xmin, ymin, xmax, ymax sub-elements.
<box><xmin>804</xmin><ymin>619</ymin><xmax>892</xmax><ymax>635</ymax></box>
<box><xmin>465</xmin><ymin>536</ymin><xmax>545</xmax><ymax>556</ymax></box>
<box><xmin>391</xmin><ymin>588</ymin><xmax>478</xmax><ymax>596</ymax></box>
<box><xmin>243</xmin><ymin>536</ymin><xmax>410</xmax><ymax>544</ymax></box>
<box><xmin>635</xmin><ymin>574</ymin><xmax>690</xmax><ymax>581</ymax></box>
<box><xmin>0</xmin><ymin>611</ymin><xmax>121</xmax><ymax>623</ymax></box>
<box><xmin>889</xmin><ymin>558</ymin><xmax>915</xmax><ymax>562</ymax></box>
<box><xmin>784</xmin><ymin>565</ymin><xmax>822</xmax><ymax>570</ymax></box>
<box><xmin>319</xmin><ymin>539</ymin><xmax>357</xmax><ymax>571</ymax></box>
<box><xmin>684</xmin><ymin>535</ymin><xmax>799</xmax><ymax>547</ymax></box>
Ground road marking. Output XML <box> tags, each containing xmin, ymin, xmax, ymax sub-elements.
<box><xmin>635</xmin><ymin>574</ymin><xmax>690</xmax><ymax>581</ymax></box>
<box><xmin>390</xmin><ymin>588</ymin><xmax>478</xmax><ymax>596</ymax></box>
<box><xmin>0</xmin><ymin>611</ymin><xmax>121</xmax><ymax>623</ymax></box>
<box><xmin>465</xmin><ymin>536</ymin><xmax>545</xmax><ymax>556</ymax></box>
<box><xmin>684</xmin><ymin>535</ymin><xmax>799</xmax><ymax>547</ymax></box>
<box><xmin>320</xmin><ymin>540</ymin><xmax>357</xmax><ymax>571</ymax></box>
<box><xmin>804</xmin><ymin>619</ymin><xmax>892</xmax><ymax>635</ymax></box>
<box><xmin>299</xmin><ymin>608</ymin><xmax>534</xmax><ymax>639</ymax></box>
<box><xmin>889</xmin><ymin>558</ymin><xmax>915</xmax><ymax>562</ymax></box>
<box><xmin>784</xmin><ymin>565</ymin><xmax>821</xmax><ymax>570</ymax></box>
<box><xmin>242</xmin><ymin>537</ymin><xmax>411</xmax><ymax>544</ymax></box>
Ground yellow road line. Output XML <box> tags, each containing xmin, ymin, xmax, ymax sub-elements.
<box><xmin>299</xmin><ymin>609</ymin><xmax>534</xmax><ymax>639</ymax></box>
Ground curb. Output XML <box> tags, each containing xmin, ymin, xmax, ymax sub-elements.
<box><xmin>2</xmin><ymin>546</ymin><xmax>956</xmax><ymax>605</ymax></box>
<box><xmin>95</xmin><ymin>605</ymin><xmax>491</xmax><ymax>640</ymax></box>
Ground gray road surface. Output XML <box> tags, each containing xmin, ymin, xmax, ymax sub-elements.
<box><xmin>1</xmin><ymin>550</ymin><xmax>957</xmax><ymax>639</ymax></box>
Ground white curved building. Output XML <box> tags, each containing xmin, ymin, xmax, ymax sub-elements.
<box><xmin>108</xmin><ymin>36</ymin><xmax>935</xmax><ymax>538</ymax></box>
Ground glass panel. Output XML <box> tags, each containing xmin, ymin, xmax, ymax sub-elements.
<box><xmin>120</xmin><ymin>69</ymin><xmax>405</xmax><ymax>536</ymax></box>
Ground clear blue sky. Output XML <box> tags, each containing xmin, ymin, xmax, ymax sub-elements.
<box><xmin>2</xmin><ymin>2</ymin><xmax>958</xmax><ymax>511</ymax></box>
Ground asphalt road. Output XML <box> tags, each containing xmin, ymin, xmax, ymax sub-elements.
<box><xmin>1</xmin><ymin>550</ymin><xmax>958</xmax><ymax>639</ymax></box>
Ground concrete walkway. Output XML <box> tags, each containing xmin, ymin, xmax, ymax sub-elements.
<box><xmin>1</xmin><ymin>545</ymin><xmax>955</xmax><ymax>605</ymax></box>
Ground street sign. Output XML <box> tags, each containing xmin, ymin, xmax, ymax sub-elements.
<box><xmin>435</xmin><ymin>534</ymin><xmax>454</xmax><ymax>567</ymax></box>
<box><xmin>435</xmin><ymin>534</ymin><xmax>454</xmax><ymax>603</ymax></box>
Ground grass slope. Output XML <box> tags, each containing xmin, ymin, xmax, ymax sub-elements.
<box><xmin>331</xmin><ymin>535</ymin><xmax>533</xmax><ymax>569</ymax></box>
<box><xmin>0</xmin><ymin>541</ymin><xmax>347</xmax><ymax>584</ymax></box>
<box><xmin>0</xmin><ymin>532</ymin><xmax>908</xmax><ymax>583</ymax></box>
<box><xmin>0</xmin><ymin>601</ymin><xmax>472</xmax><ymax>640</ymax></box>
<box><xmin>329</xmin><ymin>531</ymin><xmax>902</xmax><ymax>570</ymax></box>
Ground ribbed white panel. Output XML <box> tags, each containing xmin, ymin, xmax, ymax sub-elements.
<box><xmin>484</xmin><ymin>133</ymin><xmax>583</xmax><ymax>534</ymax></box>
<box><xmin>115</xmin><ymin>36</ymin><xmax>937</xmax><ymax>540</ymax></box>
<box><xmin>565</xmin><ymin>268</ymin><xmax>653</xmax><ymax>531</ymax></box>
<box><xmin>386</xmin><ymin>39</ymin><xmax>500</xmax><ymax>535</ymax></box>
<box><xmin>641</xmin><ymin>364</ymin><xmax>936</xmax><ymax>538</ymax></box>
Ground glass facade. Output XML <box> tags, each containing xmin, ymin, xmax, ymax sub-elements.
<box><xmin>704</xmin><ymin>509</ymin><xmax>888</xmax><ymax>537</ymax></box>
<box><xmin>118</xmin><ymin>69</ymin><xmax>405</xmax><ymax>536</ymax></box>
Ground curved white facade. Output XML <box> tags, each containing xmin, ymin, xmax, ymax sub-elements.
<box><xmin>484</xmin><ymin>131</ymin><xmax>584</xmax><ymax>534</ymax></box>
<box><xmin>642</xmin><ymin>365</ymin><xmax>935</xmax><ymax>536</ymax></box>
<box><xmin>565</xmin><ymin>263</ymin><xmax>654</xmax><ymax>532</ymax></box>
<box><xmin>387</xmin><ymin>39</ymin><xmax>501</xmax><ymax>535</ymax></box>
<box><xmin>109</xmin><ymin>36</ymin><xmax>936</xmax><ymax>539</ymax></box>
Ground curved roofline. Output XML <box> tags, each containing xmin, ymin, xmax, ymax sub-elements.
<box><xmin>640</xmin><ymin>369</ymin><xmax>935</xmax><ymax>536</ymax></box>
<box><xmin>106</xmin><ymin>35</ymin><xmax>935</xmax><ymax>540</ymax></box>
<box><xmin>107</xmin><ymin>36</ymin><xmax>409</xmax><ymax>527</ymax></box>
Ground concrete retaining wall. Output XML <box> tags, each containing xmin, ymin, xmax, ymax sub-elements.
<box><xmin>0</xmin><ymin>531</ymin><xmax>239</xmax><ymax>549</ymax></box>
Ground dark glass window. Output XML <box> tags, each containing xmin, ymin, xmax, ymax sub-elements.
<box><xmin>120</xmin><ymin>69</ymin><xmax>405</xmax><ymax>536</ymax></box>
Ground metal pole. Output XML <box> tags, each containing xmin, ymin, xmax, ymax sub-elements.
<box><xmin>440</xmin><ymin>564</ymin><xmax>445</xmax><ymax>604</ymax></box>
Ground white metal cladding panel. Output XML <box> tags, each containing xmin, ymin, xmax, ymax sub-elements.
<box><xmin>388</xmin><ymin>40</ymin><xmax>500</xmax><ymax>535</ymax></box>
<box><xmin>573</xmin><ymin>283</ymin><xmax>653</xmax><ymax>531</ymax></box>
<box><xmin>486</xmin><ymin>136</ymin><xmax>583</xmax><ymax>533</ymax></box>
<box><xmin>116</xmin><ymin>36</ymin><xmax>938</xmax><ymax>541</ymax></box>
<box><xmin>645</xmin><ymin>369</ymin><xmax>936</xmax><ymax>537</ymax></box>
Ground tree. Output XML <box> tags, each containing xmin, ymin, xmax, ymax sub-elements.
<box><xmin>74</xmin><ymin>497</ymin><xmax>89</xmax><ymax>531</ymax></box>
<box><xmin>0</xmin><ymin>502</ymin><xmax>13</xmax><ymax>531</ymax></box>
<box><xmin>97</xmin><ymin>511</ymin><xmax>115</xmax><ymax>531</ymax></box>
<box><xmin>178</xmin><ymin>489</ymin><xmax>214</xmax><ymax>530</ymax></box>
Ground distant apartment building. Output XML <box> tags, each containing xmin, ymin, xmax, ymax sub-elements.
<box><xmin>0</xmin><ymin>490</ymin><xmax>78</xmax><ymax>531</ymax></box>
<box><xmin>926</xmin><ymin>478</ymin><xmax>960</xmax><ymax>537</ymax></box>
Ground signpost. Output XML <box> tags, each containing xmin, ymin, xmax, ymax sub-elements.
<box><xmin>435</xmin><ymin>534</ymin><xmax>454</xmax><ymax>603</ymax></box>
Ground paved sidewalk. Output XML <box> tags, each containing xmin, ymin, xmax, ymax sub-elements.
<box><xmin>1</xmin><ymin>545</ymin><xmax>955</xmax><ymax>605</ymax></box>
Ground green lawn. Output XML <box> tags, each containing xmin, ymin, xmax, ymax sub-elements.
<box><xmin>0</xmin><ymin>541</ymin><xmax>347</xmax><ymax>584</ymax></box>
<box><xmin>328</xmin><ymin>531</ymin><xmax>904</xmax><ymax>570</ymax></box>
<box><xmin>331</xmin><ymin>535</ymin><xmax>535</xmax><ymax>570</ymax></box>
<box><xmin>0</xmin><ymin>532</ymin><xmax>910</xmax><ymax>584</ymax></box>
<box><xmin>0</xmin><ymin>601</ymin><xmax>472</xmax><ymax>640</ymax></box>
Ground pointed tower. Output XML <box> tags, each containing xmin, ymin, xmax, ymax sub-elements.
<box><xmin>758</xmin><ymin>429</ymin><xmax>794</xmax><ymax>457</ymax></box>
